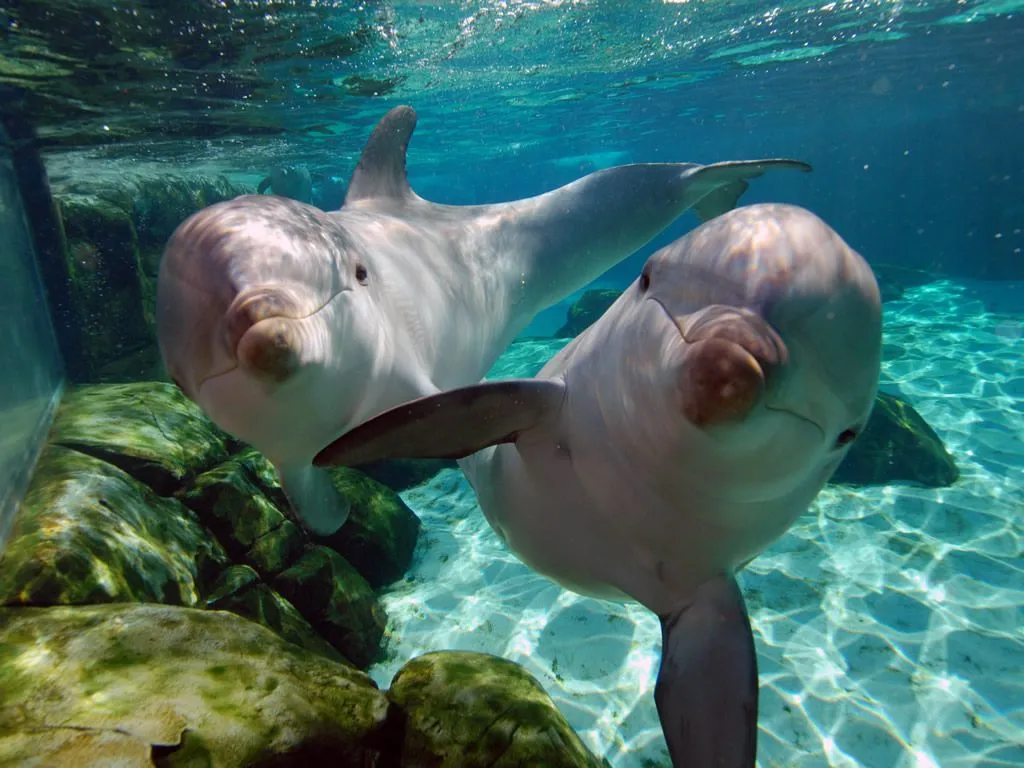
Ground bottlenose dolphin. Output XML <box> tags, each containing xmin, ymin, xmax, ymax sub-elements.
<box><xmin>157</xmin><ymin>106</ymin><xmax>811</xmax><ymax>535</ymax></box>
<box><xmin>314</xmin><ymin>204</ymin><xmax>883</xmax><ymax>767</ymax></box>
<box><xmin>257</xmin><ymin>165</ymin><xmax>314</xmax><ymax>204</ymax></box>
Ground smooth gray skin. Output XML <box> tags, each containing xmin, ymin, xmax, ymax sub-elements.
<box><xmin>314</xmin><ymin>204</ymin><xmax>883</xmax><ymax>768</ymax></box>
<box><xmin>157</xmin><ymin>104</ymin><xmax>811</xmax><ymax>536</ymax></box>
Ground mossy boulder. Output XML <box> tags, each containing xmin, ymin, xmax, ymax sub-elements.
<box><xmin>204</xmin><ymin>565</ymin><xmax>346</xmax><ymax>664</ymax></box>
<box><xmin>833</xmin><ymin>391</ymin><xmax>959</xmax><ymax>487</ymax></box>
<box><xmin>274</xmin><ymin>546</ymin><xmax>387</xmax><ymax>669</ymax></box>
<box><xmin>189</xmin><ymin>448</ymin><xmax>422</xmax><ymax>590</ymax></box>
<box><xmin>0</xmin><ymin>445</ymin><xmax>226</xmax><ymax>607</ymax></box>
<box><xmin>56</xmin><ymin>195</ymin><xmax>151</xmax><ymax>378</ymax></box>
<box><xmin>181</xmin><ymin>449</ymin><xmax>306</xmax><ymax>579</ymax></box>
<box><xmin>553</xmin><ymin>288</ymin><xmax>621</xmax><ymax>338</ymax></box>
<box><xmin>321</xmin><ymin>466</ymin><xmax>422</xmax><ymax>588</ymax></box>
<box><xmin>49</xmin><ymin>381</ymin><xmax>231</xmax><ymax>495</ymax></box>
<box><xmin>0</xmin><ymin>603</ymin><xmax>394</xmax><ymax>767</ymax></box>
<box><xmin>51</xmin><ymin>173</ymin><xmax>250</xmax><ymax>384</ymax></box>
<box><xmin>388</xmin><ymin>651</ymin><xmax>608</xmax><ymax>768</ymax></box>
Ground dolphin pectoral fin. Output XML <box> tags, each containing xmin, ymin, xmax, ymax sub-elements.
<box><xmin>344</xmin><ymin>105</ymin><xmax>417</xmax><ymax>205</ymax></box>
<box><xmin>687</xmin><ymin>159</ymin><xmax>813</xmax><ymax>222</ymax></box>
<box><xmin>656</xmin><ymin>574</ymin><xmax>758</xmax><ymax>768</ymax></box>
<box><xmin>277</xmin><ymin>463</ymin><xmax>351</xmax><ymax>536</ymax></box>
<box><xmin>314</xmin><ymin>379</ymin><xmax>567</xmax><ymax>467</ymax></box>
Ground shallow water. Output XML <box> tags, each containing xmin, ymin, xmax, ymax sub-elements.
<box><xmin>1</xmin><ymin>0</ymin><xmax>1022</xmax><ymax>765</ymax></box>
<box><xmin>372</xmin><ymin>280</ymin><xmax>1024</xmax><ymax>767</ymax></box>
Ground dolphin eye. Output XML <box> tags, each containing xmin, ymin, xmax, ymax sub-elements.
<box><xmin>355</xmin><ymin>264</ymin><xmax>368</xmax><ymax>284</ymax></box>
<box><xmin>835</xmin><ymin>428</ymin><xmax>858</xmax><ymax>448</ymax></box>
<box><xmin>638</xmin><ymin>269</ymin><xmax>651</xmax><ymax>292</ymax></box>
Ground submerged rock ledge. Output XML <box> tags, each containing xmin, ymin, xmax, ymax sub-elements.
<box><xmin>0</xmin><ymin>380</ymin><xmax>606</xmax><ymax>765</ymax></box>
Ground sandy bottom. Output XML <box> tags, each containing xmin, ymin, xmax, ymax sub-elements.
<box><xmin>368</xmin><ymin>279</ymin><xmax>1024</xmax><ymax>768</ymax></box>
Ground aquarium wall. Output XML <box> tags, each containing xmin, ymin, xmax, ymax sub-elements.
<box><xmin>0</xmin><ymin>121</ymin><xmax>65</xmax><ymax>554</ymax></box>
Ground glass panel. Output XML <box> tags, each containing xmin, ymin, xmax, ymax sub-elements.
<box><xmin>0</xmin><ymin>122</ymin><xmax>64</xmax><ymax>553</ymax></box>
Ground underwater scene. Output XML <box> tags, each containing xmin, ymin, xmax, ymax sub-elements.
<box><xmin>0</xmin><ymin>1</ymin><xmax>1022</xmax><ymax>766</ymax></box>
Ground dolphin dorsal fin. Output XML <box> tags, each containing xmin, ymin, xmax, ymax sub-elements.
<box><xmin>344</xmin><ymin>105</ymin><xmax>417</xmax><ymax>205</ymax></box>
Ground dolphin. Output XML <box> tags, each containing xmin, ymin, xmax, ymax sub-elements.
<box><xmin>313</xmin><ymin>203</ymin><xmax>883</xmax><ymax>767</ymax></box>
<box><xmin>257</xmin><ymin>165</ymin><xmax>314</xmax><ymax>204</ymax></box>
<box><xmin>156</xmin><ymin>105</ymin><xmax>811</xmax><ymax>536</ymax></box>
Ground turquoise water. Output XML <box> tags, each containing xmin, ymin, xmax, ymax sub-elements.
<box><xmin>3</xmin><ymin>1</ymin><xmax>1023</xmax><ymax>766</ymax></box>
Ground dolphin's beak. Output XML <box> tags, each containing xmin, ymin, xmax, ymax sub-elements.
<box><xmin>221</xmin><ymin>289</ymin><xmax>306</xmax><ymax>384</ymax></box>
<box><xmin>654</xmin><ymin>298</ymin><xmax>787</xmax><ymax>428</ymax></box>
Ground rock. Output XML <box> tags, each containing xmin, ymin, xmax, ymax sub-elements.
<box><xmin>181</xmin><ymin>449</ymin><xmax>306</xmax><ymax>579</ymax></box>
<box><xmin>274</xmin><ymin>546</ymin><xmax>387</xmax><ymax>669</ymax></box>
<box><xmin>204</xmin><ymin>565</ymin><xmax>348</xmax><ymax>664</ymax></box>
<box><xmin>57</xmin><ymin>195</ymin><xmax>151</xmax><ymax>379</ymax></box>
<box><xmin>49</xmin><ymin>381</ymin><xmax>230</xmax><ymax>495</ymax></box>
<box><xmin>553</xmin><ymin>288</ymin><xmax>621</xmax><ymax>338</ymax></box>
<box><xmin>833</xmin><ymin>391</ymin><xmax>959</xmax><ymax>487</ymax></box>
<box><xmin>387</xmin><ymin>651</ymin><xmax>608</xmax><ymax>768</ymax></box>
<box><xmin>51</xmin><ymin>174</ymin><xmax>249</xmax><ymax>384</ymax></box>
<box><xmin>320</xmin><ymin>467</ymin><xmax>422</xmax><ymax>588</ymax></box>
<box><xmin>0</xmin><ymin>445</ymin><xmax>226</xmax><ymax>607</ymax></box>
<box><xmin>0</xmin><ymin>603</ymin><xmax>394</xmax><ymax>767</ymax></box>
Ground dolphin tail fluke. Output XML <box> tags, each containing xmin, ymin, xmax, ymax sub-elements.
<box><xmin>277</xmin><ymin>463</ymin><xmax>351</xmax><ymax>536</ymax></box>
<box><xmin>656</xmin><ymin>573</ymin><xmax>758</xmax><ymax>768</ymax></box>
<box><xmin>689</xmin><ymin>158</ymin><xmax>812</xmax><ymax>222</ymax></box>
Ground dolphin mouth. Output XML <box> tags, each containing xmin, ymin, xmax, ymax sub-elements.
<box><xmin>764</xmin><ymin>404</ymin><xmax>827</xmax><ymax>440</ymax></box>
<box><xmin>651</xmin><ymin>296</ymin><xmax>687</xmax><ymax>340</ymax></box>
<box><xmin>197</xmin><ymin>286</ymin><xmax>355</xmax><ymax>390</ymax></box>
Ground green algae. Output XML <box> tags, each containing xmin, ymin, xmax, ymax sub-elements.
<box><xmin>50</xmin><ymin>382</ymin><xmax>230</xmax><ymax>494</ymax></box>
<box><xmin>275</xmin><ymin>546</ymin><xmax>387</xmax><ymax>669</ymax></box>
<box><xmin>0</xmin><ymin>604</ymin><xmax>391</xmax><ymax>767</ymax></box>
<box><xmin>388</xmin><ymin>651</ymin><xmax>609</xmax><ymax>768</ymax></box>
<box><xmin>0</xmin><ymin>445</ymin><xmax>227</xmax><ymax>608</ymax></box>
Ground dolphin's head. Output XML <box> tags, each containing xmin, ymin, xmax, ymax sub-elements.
<box><xmin>156</xmin><ymin>194</ymin><xmax>381</xmax><ymax>464</ymax></box>
<box><xmin>618</xmin><ymin>203</ymin><xmax>881</xmax><ymax>504</ymax></box>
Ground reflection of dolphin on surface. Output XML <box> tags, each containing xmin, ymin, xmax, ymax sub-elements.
<box><xmin>156</xmin><ymin>105</ymin><xmax>812</xmax><ymax>536</ymax></box>
<box><xmin>315</xmin><ymin>203</ymin><xmax>883</xmax><ymax>768</ymax></box>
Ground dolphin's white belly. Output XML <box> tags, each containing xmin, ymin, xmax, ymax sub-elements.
<box><xmin>461</xmin><ymin>427</ymin><xmax>824</xmax><ymax>615</ymax></box>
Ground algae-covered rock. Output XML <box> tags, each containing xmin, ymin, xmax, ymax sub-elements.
<box><xmin>834</xmin><ymin>391</ymin><xmax>959</xmax><ymax>487</ymax></box>
<box><xmin>57</xmin><ymin>195</ymin><xmax>151</xmax><ymax>378</ymax></box>
<box><xmin>205</xmin><ymin>565</ymin><xmax>347</xmax><ymax>664</ymax></box>
<box><xmin>274</xmin><ymin>546</ymin><xmax>387</xmax><ymax>669</ymax></box>
<box><xmin>49</xmin><ymin>381</ymin><xmax>230</xmax><ymax>495</ymax></box>
<box><xmin>51</xmin><ymin>173</ymin><xmax>250</xmax><ymax>384</ymax></box>
<box><xmin>0</xmin><ymin>603</ymin><xmax>393</xmax><ymax>767</ymax></box>
<box><xmin>0</xmin><ymin>445</ymin><xmax>226</xmax><ymax>607</ymax></box>
<box><xmin>322</xmin><ymin>466</ymin><xmax>421</xmax><ymax>588</ymax></box>
<box><xmin>199</xmin><ymin>448</ymin><xmax>422</xmax><ymax>589</ymax></box>
<box><xmin>553</xmin><ymin>289</ymin><xmax>621</xmax><ymax>338</ymax></box>
<box><xmin>180</xmin><ymin>450</ymin><xmax>398</xmax><ymax>668</ymax></box>
<box><xmin>387</xmin><ymin>651</ymin><xmax>607</xmax><ymax>768</ymax></box>
<box><xmin>182</xmin><ymin>449</ymin><xmax>305</xmax><ymax>579</ymax></box>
